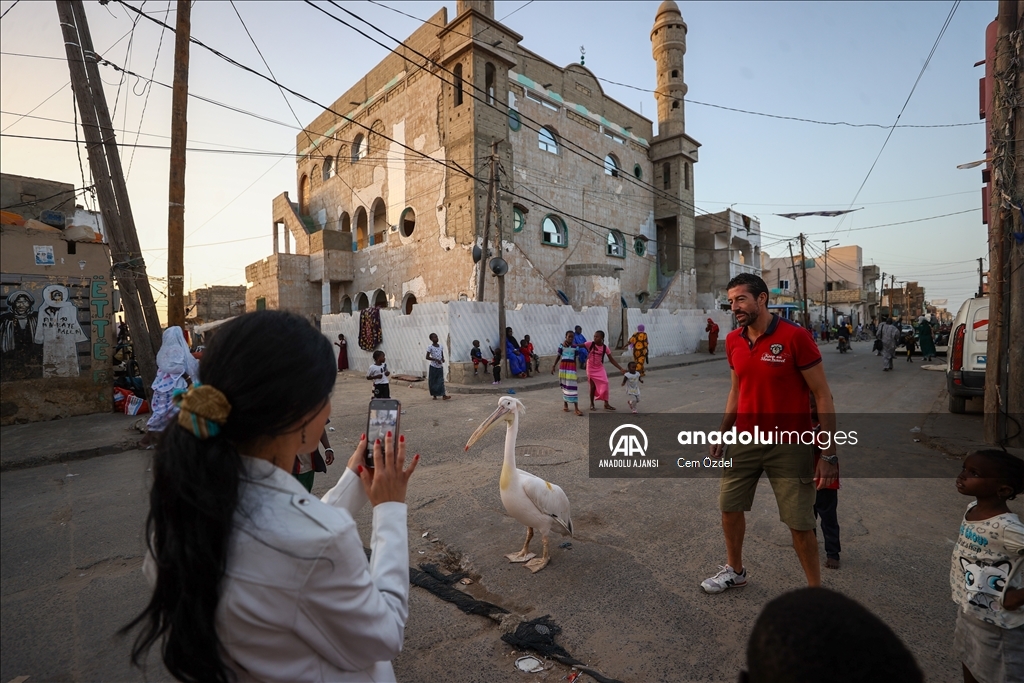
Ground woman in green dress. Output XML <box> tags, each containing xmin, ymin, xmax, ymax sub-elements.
<box><xmin>917</xmin><ymin>319</ymin><xmax>936</xmax><ymax>361</ymax></box>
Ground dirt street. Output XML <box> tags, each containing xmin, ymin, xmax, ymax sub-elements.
<box><xmin>0</xmin><ymin>340</ymin><xmax>1012</xmax><ymax>682</ymax></box>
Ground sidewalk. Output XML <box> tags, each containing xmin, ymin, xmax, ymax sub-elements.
<box><xmin>0</xmin><ymin>412</ymin><xmax>143</xmax><ymax>471</ymax></box>
<box><xmin>407</xmin><ymin>351</ymin><xmax>728</xmax><ymax>395</ymax></box>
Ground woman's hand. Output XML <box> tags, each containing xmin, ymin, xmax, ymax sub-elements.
<box><xmin>357</xmin><ymin>433</ymin><xmax>418</xmax><ymax>506</ymax></box>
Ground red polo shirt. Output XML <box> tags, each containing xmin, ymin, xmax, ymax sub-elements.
<box><xmin>726</xmin><ymin>314</ymin><xmax>821</xmax><ymax>433</ymax></box>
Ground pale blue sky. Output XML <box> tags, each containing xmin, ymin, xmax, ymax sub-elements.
<box><xmin>0</xmin><ymin>1</ymin><xmax>993</xmax><ymax>315</ymax></box>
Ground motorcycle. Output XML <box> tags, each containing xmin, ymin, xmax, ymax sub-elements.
<box><xmin>837</xmin><ymin>337</ymin><xmax>849</xmax><ymax>354</ymax></box>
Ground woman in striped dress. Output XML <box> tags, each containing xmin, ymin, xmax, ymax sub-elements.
<box><xmin>551</xmin><ymin>330</ymin><xmax>583</xmax><ymax>416</ymax></box>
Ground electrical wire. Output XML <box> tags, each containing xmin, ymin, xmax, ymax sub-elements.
<box><xmin>0</xmin><ymin>0</ymin><xmax>20</xmax><ymax>20</ymax></box>
<box><xmin>828</xmin><ymin>0</ymin><xmax>961</xmax><ymax>237</ymax></box>
<box><xmin>126</xmin><ymin>0</ymin><xmax>171</xmax><ymax>179</ymax></box>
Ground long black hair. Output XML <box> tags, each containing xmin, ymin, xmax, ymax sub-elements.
<box><xmin>122</xmin><ymin>311</ymin><xmax>336</xmax><ymax>683</ymax></box>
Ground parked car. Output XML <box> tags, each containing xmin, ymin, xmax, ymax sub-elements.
<box><xmin>946</xmin><ymin>297</ymin><xmax>988</xmax><ymax>413</ymax></box>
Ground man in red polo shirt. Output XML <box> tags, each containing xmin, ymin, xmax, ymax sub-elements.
<box><xmin>702</xmin><ymin>273</ymin><xmax>838</xmax><ymax>594</ymax></box>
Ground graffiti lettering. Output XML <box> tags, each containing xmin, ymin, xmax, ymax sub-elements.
<box><xmin>90</xmin><ymin>276</ymin><xmax>112</xmax><ymax>371</ymax></box>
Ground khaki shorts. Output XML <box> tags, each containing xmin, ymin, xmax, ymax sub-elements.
<box><xmin>719</xmin><ymin>442</ymin><xmax>816</xmax><ymax>530</ymax></box>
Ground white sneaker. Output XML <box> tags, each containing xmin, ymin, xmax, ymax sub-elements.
<box><xmin>701</xmin><ymin>565</ymin><xmax>747</xmax><ymax>594</ymax></box>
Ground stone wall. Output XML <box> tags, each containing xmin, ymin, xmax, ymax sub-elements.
<box><xmin>186</xmin><ymin>285</ymin><xmax>246</xmax><ymax>323</ymax></box>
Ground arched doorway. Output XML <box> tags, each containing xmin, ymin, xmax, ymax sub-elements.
<box><xmin>371</xmin><ymin>289</ymin><xmax>388</xmax><ymax>308</ymax></box>
<box><xmin>371</xmin><ymin>199</ymin><xmax>387</xmax><ymax>246</ymax></box>
<box><xmin>341</xmin><ymin>296</ymin><xmax>352</xmax><ymax>314</ymax></box>
<box><xmin>298</xmin><ymin>174</ymin><xmax>310</xmax><ymax>215</ymax></box>
<box><xmin>354</xmin><ymin>207</ymin><xmax>368</xmax><ymax>250</ymax></box>
<box><xmin>355</xmin><ymin>292</ymin><xmax>370</xmax><ymax>311</ymax></box>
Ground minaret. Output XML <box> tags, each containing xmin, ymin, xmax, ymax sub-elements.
<box><xmin>651</xmin><ymin>0</ymin><xmax>687</xmax><ymax>138</ymax></box>
<box><xmin>648</xmin><ymin>0</ymin><xmax>699</xmax><ymax>278</ymax></box>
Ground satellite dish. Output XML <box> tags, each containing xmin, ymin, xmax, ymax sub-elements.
<box><xmin>473</xmin><ymin>245</ymin><xmax>482</xmax><ymax>263</ymax></box>
<box><xmin>489</xmin><ymin>257</ymin><xmax>508</xmax><ymax>276</ymax></box>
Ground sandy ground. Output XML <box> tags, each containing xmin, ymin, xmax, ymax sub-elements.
<box><xmin>1</xmin><ymin>339</ymin><xmax>1015</xmax><ymax>682</ymax></box>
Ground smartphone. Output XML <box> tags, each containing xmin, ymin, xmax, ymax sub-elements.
<box><xmin>365</xmin><ymin>399</ymin><xmax>400</xmax><ymax>468</ymax></box>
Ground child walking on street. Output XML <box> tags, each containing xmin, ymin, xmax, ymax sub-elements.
<box><xmin>470</xmin><ymin>340</ymin><xmax>489</xmax><ymax>375</ymax></box>
<box><xmin>491</xmin><ymin>346</ymin><xmax>502</xmax><ymax>385</ymax></box>
<box><xmin>367</xmin><ymin>350</ymin><xmax>391</xmax><ymax>398</ymax></box>
<box><xmin>951</xmin><ymin>449</ymin><xmax>1024</xmax><ymax>683</ymax></box>
<box><xmin>622</xmin><ymin>361</ymin><xmax>643</xmax><ymax>413</ymax></box>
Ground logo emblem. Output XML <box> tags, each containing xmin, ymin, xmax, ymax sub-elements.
<box><xmin>609</xmin><ymin>424</ymin><xmax>648</xmax><ymax>458</ymax></box>
<box><xmin>770</xmin><ymin>343</ymin><xmax>783</xmax><ymax>355</ymax></box>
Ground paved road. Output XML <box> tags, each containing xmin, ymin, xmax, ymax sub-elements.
<box><xmin>0</xmin><ymin>339</ymin><xmax>1011</xmax><ymax>682</ymax></box>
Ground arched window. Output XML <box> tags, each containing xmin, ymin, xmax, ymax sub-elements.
<box><xmin>485</xmin><ymin>62</ymin><xmax>495</xmax><ymax>105</ymax></box>
<box><xmin>352</xmin><ymin>134</ymin><xmax>367</xmax><ymax>161</ymax></box>
<box><xmin>633</xmin><ymin>163</ymin><xmax>643</xmax><ymax>179</ymax></box>
<box><xmin>402</xmin><ymin>292</ymin><xmax>417</xmax><ymax>315</ymax></box>
<box><xmin>671</xmin><ymin>69</ymin><xmax>679</xmax><ymax>78</ymax></box>
<box><xmin>606</xmin><ymin>230</ymin><xmax>625</xmax><ymax>258</ymax></box>
<box><xmin>371</xmin><ymin>198</ymin><xmax>386</xmax><ymax>246</ymax></box>
<box><xmin>634</xmin><ymin>236</ymin><xmax>647</xmax><ymax>256</ymax></box>
<box><xmin>371</xmin><ymin>289</ymin><xmax>388</xmax><ymax>308</ymax></box>
<box><xmin>299</xmin><ymin>174</ymin><xmax>310</xmax><ymax>214</ymax></box>
<box><xmin>354</xmin><ymin>206</ymin><xmax>368</xmax><ymax>250</ymax></box>
<box><xmin>662</xmin><ymin>162</ymin><xmax>672</xmax><ymax>190</ymax></box>
<box><xmin>512</xmin><ymin>206</ymin><xmax>525</xmax><ymax>233</ymax></box>
<box><xmin>341</xmin><ymin>296</ymin><xmax>352</xmax><ymax>314</ymax></box>
<box><xmin>684</xmin><ymin>162</ymin><xmax>691</xmax><ymax>190</ymax></box>
<box><xmin>604</xmin><ymin>154</ymin><xmax>620</xmax><ymax>177</ymax></box>
<box><xmin>323</xmin><ymin>156</ymin><xmax>333</xmax><ymax>181</ymax></box>
<box><xmin>311</xmin><ymin>164</ymin><xmax>321</xmax><ymax>190</ymax></box>
<box><xmin>538</xmin><ymin>127</ymin><xmax>558</xmax><ymax>154</ymax></box>
<box><xmin>541</xmin><ymin>214</ymin><xmax>567</xmax><ymax>247</ymax></box>
<box><xmin>672</xmin><ymin>100</ymin><xmax>680</xmax><ymax>110</ymax></box>
<box><xmin>339</xmin><ymin>211</ymin><xmax>351</xmax><ymax>233</ymax></box>
<box><xmin>508</xmin><ymin>109</ymin><xmax>521</xmax><ymax>131</ymax></box>
<box><xmin>355</xmin><ymin>292</ymin><xmax>369</xmax><ymax>311</ymax></box>
<box><xmin>369</xmin><ymin>120</ymin><xmax>385</xmax><ymax>155</ymax></box>
<box><xmin>453</xmin><ymin>63</ymin><xmax>464</xmax><ymax>107</ymax></box>
<box><xmin>400</xmin><ymin>207</ymin><xmax>416</xmax><ymax>237</ymax></box>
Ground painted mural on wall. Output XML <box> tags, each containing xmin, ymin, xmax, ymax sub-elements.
<box><xmin>1</xmin><ymin>276</ymin><xmax>92</xmax><ymax>381</ymax></box>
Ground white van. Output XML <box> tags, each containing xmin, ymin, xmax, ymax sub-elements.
<box><xmin>946</xmin><ymin>297</ymin><xmax>988</xmax><ymax>413</ymax></box>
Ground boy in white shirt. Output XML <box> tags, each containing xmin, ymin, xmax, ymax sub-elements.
<box><xmin>367</xmin><ymin>350</ymin><xmax>391</xmax><ymax>399</ymax></box>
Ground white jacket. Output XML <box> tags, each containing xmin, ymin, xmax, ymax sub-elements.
<box><xmin>144</xmin><ymin>457</ymin><xmax>409</xmax><ymax>682</ymax></box>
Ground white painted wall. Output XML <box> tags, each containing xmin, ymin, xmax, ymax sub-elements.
<box><xmin>625</xmin><ymin>308</ymin><xmax>733</xmax><ymax>357</ymax></box>
<box><xmin>321</xmin><ymin>301</ymin><xmax>609</xmax><ymax>378</ymax></box>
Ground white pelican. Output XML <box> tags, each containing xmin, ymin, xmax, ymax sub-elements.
<box><xmin>465</xmin><ymin>397</ymin><xmax>573</xmax><ymax>573</ymax></box>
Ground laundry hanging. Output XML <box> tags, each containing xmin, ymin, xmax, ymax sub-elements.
<box><xmin>358</xmin><ymin>307</ymin><xmax>383</xmax><ymax>351</ymax></box>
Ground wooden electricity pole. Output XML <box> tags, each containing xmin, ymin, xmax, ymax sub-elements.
<box><xmin>787</xmin><ymin>240</ymin><xmax>803</xmax><ymax>323</ymax></box>
<box><xmin>57</xmin><ymin>0</ymin><xmax>161</xmax><ymax>391</ymax></box>
<box><xmin>166</xmin><ymin>0</ymin><xmax>191</xmax><ymax>328</ymax></box>
<box><xmin>799</xmin><ymin>233</ymin><xmax>810</xmax><ymax>328</ymax></box>
<box><xmin>984</xmin><ymin>0</ymin><xmax>1022</xmax><ymax>446</ymax></box>
<box><xmin>488</xmin><ymin>142</ymin><xmax>507</xmax><ymax>377</ymax></box>
<box><xmin>476</xmin><ymin>143</ymin><xmax>496</xmax><ymax>303</ymax></box>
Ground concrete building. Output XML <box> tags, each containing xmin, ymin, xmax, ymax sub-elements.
<box><xmin>1</xmin><ymin>174</ymin><xmax>115</xmax><ymax>425</ymax></box>
<box><xmin>883</xmin><ymin>281</ymin><xmax>926</xmax><ymax>321</ymax></box>
<box><xmin>185</xmin><ymin>285</ymin><xmax>246</xmax><ymax>325</ymax></box>
<box><xmin>245</xmin><ymin>0</ymin><xmax>703</xmax><ymax>341</ymax></box>
<box><xmin>694</xmin><ymin>209</ymin><xmax>761</xmax><ymax>310</ymax></box>
<box><xmin>762</xmin><ymin>244</ymin><xmax>880</xmax><ymax>327</ymax></box>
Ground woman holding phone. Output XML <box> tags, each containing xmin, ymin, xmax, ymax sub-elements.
<box><xmin>123</xmin><ymin>310</ymin><xmax>419</xmax><ymax>683</ymax></box>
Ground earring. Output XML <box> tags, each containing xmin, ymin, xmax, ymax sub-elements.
<box><xmin>301</xmin><ymin>429</ymin><xmax>307</xmax><ymax>445</ymax></box>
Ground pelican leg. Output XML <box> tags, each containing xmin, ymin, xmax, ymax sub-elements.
<box><xmin>525</xmin><ymin>535</ymin><xmax>550</xmax><ymax>573</ymax></box>
<box><xmin>506</xmin><ymin>527</ymin><xmax>536</xmax><ymax>563</ymax></box>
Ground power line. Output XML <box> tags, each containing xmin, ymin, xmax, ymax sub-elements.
<box><xmin>0</xmin><ymin>0</ymin><xmax>21</xmax><ymax>20</ymax></box>
<box><xmin>828</xmin><ymin>0</ymin><xmax>961</xmax><ymax>237</ymax></box>
<box><xmin>125</xmin><ymin>0</ymin><xmax>172</xmax><ymax>179</ymax></box>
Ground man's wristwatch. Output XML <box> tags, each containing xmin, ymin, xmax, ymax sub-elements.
<box><xmin>820</xmin><ymin>453</ymin><xmax>838</xmax><ymax>465</ymax></box>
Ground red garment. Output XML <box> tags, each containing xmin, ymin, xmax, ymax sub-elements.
<box><xmin>521</xmin><ymin>342</ymin><xmax>534</xmax><ymax>357</ymax></box>
<box><xmin>336</xmin><ymin>340</ymin><xmax>349</xmax><ymax>371</ymax></box>
<box><xmin>706</xmin><ymin>320</ymin><xmax>720</xmax><ymax>355</ymax></box>
<box><xmin>726</xmin><ymin>314</ymin><xmax>822</xmax><ymax>433</ymax></box>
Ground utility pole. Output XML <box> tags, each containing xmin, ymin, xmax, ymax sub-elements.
<box><xmin>977</xmin><ymin>257</ymin><xmax>985</xmax><ymax>298</ymax></box>
<box><xmin>57</xmin><ymin>0</ymin><xmax>161</xmax><ymax>392</ymax></box>
<box><xmin>489</xmin><ymin>142</ymin><xmax>508</xmax><ymax>378</ymax></box>
<box><xmin>890</xmin><ymin>274</ymin><xmax>896</xmax><ymax>318</ymax></box>
<box><xmin>476</xmin><ymin>144</ymin><xmax>496</xmax><ymax>303</ymax></box>
<box><xmin>787</xmin><ymin>240</ymin><xmax>803</xmax><ymax>324</ymax></box>
<box><xmin>166</xmin><ymin>0</ymin><xmax>191</xmax><ymax>328</ymax></box>
<box><xmin>799</xmin><ymin>233</ymin><xmax>810</xmax><ymax>328</ymax></box>
<box><xmin>820</xmin><ymin>239</ymin><xmax>834</xmax><ymax>327</ymax></box>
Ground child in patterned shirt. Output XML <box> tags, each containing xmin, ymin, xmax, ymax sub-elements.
<box><xmin>951</xmin><ymin>449</ymin><xmax>1024</xmax><ymax>683</ymax></box>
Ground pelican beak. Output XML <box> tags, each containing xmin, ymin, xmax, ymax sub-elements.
<box><xmin>465</xmin><ymin>404</ymin><xmax>512</xmax><ymax>451</ymax></box>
